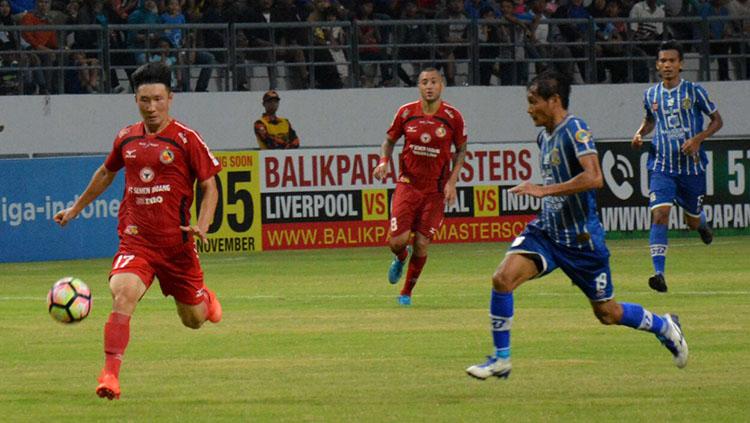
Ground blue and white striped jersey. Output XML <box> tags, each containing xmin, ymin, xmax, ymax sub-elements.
<box><xmin>643</xmin><ymin>79</ymin><xmax>718</xmax><ymax>175</ymax></box>
<box><xmin>527</xmin><ymin>115</ymin><xmax>607</xmax><ymax>252</ymax></box>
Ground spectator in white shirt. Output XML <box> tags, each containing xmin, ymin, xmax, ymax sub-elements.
<box><xmin>629</xmin><ymin>0</ymin><xmax>665</xmax><ymax>55</ymax></box>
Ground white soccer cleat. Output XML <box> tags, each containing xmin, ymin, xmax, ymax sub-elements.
<box><xmin>657</xmin><ymin>313</ymin><xmax>689</xmax><ymax>369</ymax></box>
<box><xmin>466</xmin><ymin>356</ymin><xmax>512</xmax><ymax>380</ymax></box>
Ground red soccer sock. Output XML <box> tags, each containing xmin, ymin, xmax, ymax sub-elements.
<box><xmin>103</xmin><ymin>312</ymin><xmax>131</xmax><ymax>378</ymax></box>
<box><xmin>400</xmin><ymin>255</ymin><xmax>427</xmax><ymax>296</ymax></box>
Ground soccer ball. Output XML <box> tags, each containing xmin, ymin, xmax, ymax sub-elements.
<box><xmin>47</xmin><ymin>277</ymin><xmax>92</xmax><ymax>323</ymax></box>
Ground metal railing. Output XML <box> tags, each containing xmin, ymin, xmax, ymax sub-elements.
<box><xmin>1</xmin><ymin>16</ymin><xmax>748</xmax><ymax>95</ymax></box>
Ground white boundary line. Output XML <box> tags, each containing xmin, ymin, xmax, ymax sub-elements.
<box><xmin>6</xmin><ymin>290</ymin><xmax>750</xmax><ymax>302</ymax></box>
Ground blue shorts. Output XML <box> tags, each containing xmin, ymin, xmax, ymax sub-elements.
<box><xmin>507</xmin><ymin>226</ymin><xmax>613</xmax><ymax>301</ymax></box>
<box><xmin>649</xmin><ymin>171</ymin><xmax>706</xmax><ymax>217</ymax></box>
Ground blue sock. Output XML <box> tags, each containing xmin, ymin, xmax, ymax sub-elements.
<box><xmin>698</xmin><ymin>210</ymin><xmax>708</xmax><ymax>230</ymax></box>
<box><xmin>649</xmin><ymin>223</ymin><xmax>668</xmax><ymax>275</ymax></box>
<box><xmin>490</xmin><ymin>290</ymin><xmax>513</xmax><ymax>359</ymax></box>
<box><xmin>619</xmin><ymin>302</ymin><xmax>667</xmax><ymax>335</ymax></box>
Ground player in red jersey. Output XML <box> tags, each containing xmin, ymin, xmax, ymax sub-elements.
<box><xmin>372</xmin><ymin>67</ymin><xmax>468</xmax><ymax>306</ymax></box>
<box><xmin>54</xmin><ymin>62</ymin><xmax>223</xmax><ymax>400</ymax></box>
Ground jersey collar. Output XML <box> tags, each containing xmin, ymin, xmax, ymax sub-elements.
<box><xmin>547</xmin><ymin>113</ymin><xmax>573</xmax><ymax>137</ymax></box>
<box><xmin>660</xmin><ymin>78</ymin><xmax>684</xmax><ymax>93</ymax></box>
<box><xmin>142</xmin><ymin>118</ymin><xmax>175</xmax><ymax>137</ymax></box>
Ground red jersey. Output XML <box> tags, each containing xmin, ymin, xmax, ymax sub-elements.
<box><xmin>386</xmin><ymin>100</ymin><xmax>467</xmax><ymax>193</ymax></box>
<box><xmin>104</xmin><ymin>120</ymin><xmax>222</xmax><ymax>247</ymax></box>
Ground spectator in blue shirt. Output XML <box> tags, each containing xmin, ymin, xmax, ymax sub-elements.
<box><xmin>701</xmin><ymin>0</ymin><xmax>731</xmax><ymax>80</ymax></box>
<box><xmin>161</xmin><ymin>0</ymin><xmax>215</xmax><ymax>91</ymax></box>
<box><xmin>465</xmin><ymin>0</ymin><xmax>496</xmax><ymax>19</ymax></box>
<box><xmin>9</xmin><ymin>0</ymin><xmax>35</xmax><ymax>15</ymax></box>
<box><xmin>161</xmin><ymin>0</ymin><xmax>185</xmax><ymax>48</ymax></box>
<box><xmin>127</xmin><ymin>0</ymin><xmax>162</xmax><ymax>65</ymax></box>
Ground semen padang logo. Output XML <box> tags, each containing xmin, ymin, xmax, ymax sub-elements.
<box><xmin>602</xmin><ymin>151</ymin><xmax>634</xmax><ymax>200</ymax></box>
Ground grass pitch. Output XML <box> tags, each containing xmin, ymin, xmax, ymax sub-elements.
<box><xmin>1</xmin><ymin>237</ymin><xmax>749</xmax><ymax>422</ymax></box>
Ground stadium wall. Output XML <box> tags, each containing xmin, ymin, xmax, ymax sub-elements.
<box><xmin>2</xmin><ymin>141</ymin><xmax>749</xmax><ymax>262</ymax></box>
<box><xmin>0</xmin><ymin>81</ymin><xmax>749</xmax><ymax>156</ymax></box>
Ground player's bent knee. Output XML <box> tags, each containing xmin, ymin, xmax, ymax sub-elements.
<box><xmin>388</xmin><ymin>233</ymin><xmax>410</xmax><ymax>252</ymax></box>
<box><xmin>110</xmin><ymin>291</ymin><xmax>140</xmax><ymax>314</ymax></box>
<box><xmin>491</xmin><ymin>271</ymin><xmax>514</xmax><ymax>293</ymax></box>
<box><xmin>389</xmin><ymin>240</ymin><xmax>406</xmax><ymax>252</ymax></box>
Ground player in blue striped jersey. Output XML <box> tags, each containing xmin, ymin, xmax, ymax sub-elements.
<box><xmin>466</xmin><ymin>70</ymin><xmax>688</xmax><ymax>380</ymax></box>
<box><xmin>632</xmin><ymin>41</ymin><xmax>723</xmax><ymax>293</ymax></box>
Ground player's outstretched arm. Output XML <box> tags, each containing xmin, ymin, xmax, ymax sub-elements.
<box><xmin>181</xmin><ymin>176</ymin><xmax>218</xmax><ymax>243</ymax></box>
<box><xmin>373</xmin><ymin>138</ymin><xmax>396</xmax><ymax>181</ymax></box>
<box><xmin>511</xmin><ymin>153</ymin><xmax>603</xmax><ymax>198</ymax></box>
<box><xmin>682</xmin><ymin>111</ymin><xmax>723</xmax><ymax>156</ymax></box>
<box><xmin>54</xmin><ymin>165</ymin><xmax>117</xmax><ymax>226</ymax></box>
<box><xmin>631</xmin><ymin>115</ymin><xmax>655</xmax><ymax>150</ymax></box>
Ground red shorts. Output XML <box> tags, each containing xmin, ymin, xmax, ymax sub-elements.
<box><xmin>109</xmin><ymin>242</ymin><xmax>205</xmax><ymax>305</ymax></box>
<box><xmin>390</xmin><ymin>183</ymin><xmax>445</xmax><ymax>239</ymax></box>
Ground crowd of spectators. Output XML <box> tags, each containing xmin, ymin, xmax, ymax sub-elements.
<box><xmin>0</xmin><ymin>0</ymin><xmax>749</xmax><ymax>94</ymax></box>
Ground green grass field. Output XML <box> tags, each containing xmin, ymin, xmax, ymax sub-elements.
<box><xmin>1</xmin><ymin>237</ymin><xmax>749</xmax><ymax>422</ymax></box>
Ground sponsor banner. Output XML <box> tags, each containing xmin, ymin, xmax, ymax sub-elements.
<box><xmin>262</xmin><ymin>190</ymin><xmax>362</xmax><ymax>223</ymax></box>
<box><xmin>473</xmin><ymin>186</ymin><xmax>501</xmax><ymax>217</ymax></box>
<box><xmin>259</xmin><ymin>144</ymin><xmax>539</xmax><ymax>193</ymax></box>
<box><xmin>261</xmin><ymin>214</ymin><xmax>535</xmax><ymax>250</ymax></box>
<box><xmin>499</xmin><ymin>186</ymin><xmax>542</xmax><ymax>216</ymax></box>
<box><xmin>3</xmin><ymin>140</ymin><xmax>747</xmax><ymax>262</ymax></box>
<box><xmin>0</xmin><ymin>156</ymin><xmax>124</xmax><ymax>262</ymax></box>
<box><xmin>194</xmin><ymin>151</ymin><xmax>262</xmax><ymax>253</ymax></box>
<box><xmin>432</xmin><ymin>215</ymin><xmax>535</xmax><ymax>244</ymax></box>
<box><xmin>263</xmin><ymin>220</ymin><xmax>389</xmax><ymax>250</ymax></box>
<box><xmin>444</xmin><ymin>187</ymin><xmax>475</xmax><ymax>217</ymax></box>
<box><xmin>599</xmin><ymin>203</ymin><xmax>750</xmax><ymax>232</ymax></box>
<box><xmin>261</xmin><ymin>149</ymin><xmax>387</xmax><ymax>193</ymax></box>
<box><xmin>459</xmin><ymin>148</ymin><xmax>539</xmax><ymax>185</ymax></box>
<box><xmin>362</xmin><ymin>189</ymin><xmax>389</xmax><ymax>221</ymax></box>
<box><xmin>597</xmin><ymin>139</ymin><xmax>750</xmax><ymax>231</ymax></box>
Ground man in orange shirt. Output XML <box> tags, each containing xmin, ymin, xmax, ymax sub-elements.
<box><xmin>20</xmin><ymin>0</ymin><xmax>57</xmax><ymax>94</ymax></box>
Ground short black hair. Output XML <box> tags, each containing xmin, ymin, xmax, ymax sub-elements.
<box><xmin>131</xmin><ymin>62</ymin><xmax>172</xmax><ymax>92</ymax></box>
<box><xmin>417</xmin><ymin>66</ymin><xmax>444</xmax><ymax>80</ymax></box>
<box><xmin>419</xmin><ymin>66</ymin><xmax>440</xmax><ymax>75</ymax></box>
<box><xmin>657</xmin><ymin>40</ymin><xmax>684</xmax><ymax>61</ymax></box>
<box><xmin>527</xmin><ymin>70</ymin><xmax>572</xmax><ymax>109</ymax></box>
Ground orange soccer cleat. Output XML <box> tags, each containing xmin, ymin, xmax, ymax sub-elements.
<box><xmin>205</xmin><ymin>288</ymin><xmax>222</xmax><ymax>323</ymax></box>
<box><xmin>96</xmin><ymin>371</ymin><xmax>121</xmax><ymax>400</ymax></box>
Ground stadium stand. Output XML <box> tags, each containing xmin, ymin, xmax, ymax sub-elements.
<box><xmin>0</xmin><ymin>0</ymin><xmax>748</xmax><ymax>94</ymax></box>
